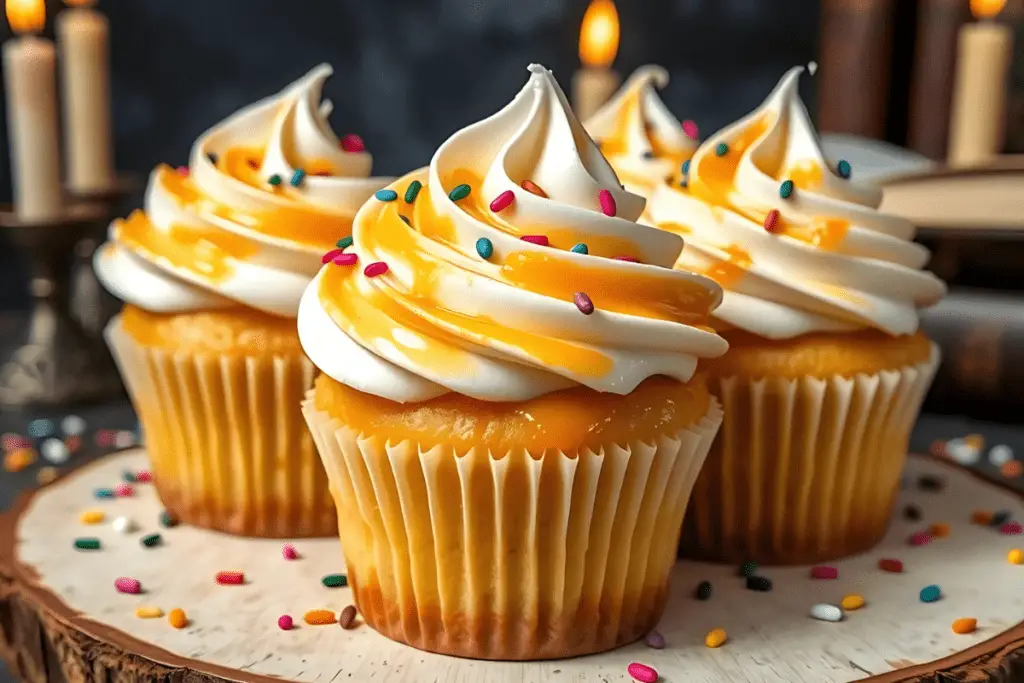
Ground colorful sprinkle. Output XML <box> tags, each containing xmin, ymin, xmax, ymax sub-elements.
<box><xmin>695</xmin><ymin>581</ymin><xmax>713</xmax><ymax>600</ymax></box>
<box><xmin>598</xmin><ymin>189</ymin><xmax>617</xmax><ymax>217</ymax></box>
<box><xmin>704</xmin><ymin>628</ymin><xmax>727</xmax><ymax>648</ymax></box>
<box><xmin>574</xmin><ymin>292</ymin><xmax>595</xmax><ymax>315</ymax></box>
<box><xmin>74</xmin><ymin>538</ymin><xmax>100</xmax><ymax>551</ymax></box>
<box><xmin>168</xmin><ymin>608</ymin><xmax>188</xmax><ymax>629</ymax></box>
<box><xmin>952</xmin><ymin>617</ymin><xmax>977</xmax><ymax>634</ymax></box>
<box><xmin>644</xmin><ymin>630</ymin><xmax>665</xmax><ymax>649</ymax></box>
<box><xmin>176</xmin><ymin>166</ymin><xmax>190</xmax><ymax>177</ymax></box>
<box><xmin>991</xmin><ymin>510</ymin><xmax>1012</xmax><ymax>526</ymax></box>
<box><xmin>404</xmin><ymin>180</ymin><xmax>422</xmax><ymax>203</ymax></box>
<box><xmin>764</xmin><ymin>209</ymin><xmax>781</xmax><ymax>233</ymax></box>
<box><xmin>779</xmin><ymin>179</ymin><xmax>795</xmax><ymax>199</ymax></box>
<box><xmin>336</xmin><ymin>235</ymin><xmax>354</xmax><ymax>250</ymax></box>
<box><xmin>290</xmin><ymin>169</ymin><xmax>306</xmax><ymax>187</ymax></box>
<box><xmin>79</xmin><ymin>509</ymin><xmax>105</xmax><ymax>525</ymax></box>
<box><xmin>282</xmin><ymin>544</ymin><xmax>299</xmax><ymax>560</ymax></box>
<box><xmin>930</xmin><ymin>522</ymin><xmax>951</xmax><ymax>538</ymax></box>
<box><xmin>1000</xmin><ymin>521</ymin><xmax>1023</xmax><ymax>535</ymax></box>
<box><xmin>304</xmin><ymin>609</ymin><xmax>336</xmax><ymax>626</ymax></box>
<box><xmin>340</xmin><ymin>134</ymin><xmax>365</xmax><ymax>153</ymax></box>
<box><xmin>141</xmin><ymin>533</ymin><xmax>162</xmax><ymax>548</ymax></box>
<box><xmin>448</xmin><ymin>184</ymin><xmax>472</xmax><ymax>202</ymax></box>
<box><xmin>682</xmin><ymin>120</ymin><xmax>700</xmax><ymax>140</ymax></box>
<box><xmin>333</xmin><ymin>253</ymin><xmax>358</xmax><ymax>266</ymax></box>
<box><xmin>268</xmin><ymin>174</ymin><xmax>282</xmax><ymax>187</ymax></box>
<box><xmin>41</xmin><ymin>438</ymin><xmax>68</xmax><ymax>464</ymax></box>
<box><xmin>626</xmin><ymin>662</ymin><xmax>658</xmax><ymax>683</ymax></box>
<box><xmin>3</xmin><ymin>448</ymin><xmax>35</xmax><ymax>472</ymax></box>
<box><xmin>159</xmin><ymin>510</ymin><xmax>179</xmax><ymax>528</ymax></box>
<box><xmin>836</xmin><ymin>159</ymin><xmax>852</xmax><ymax>179</ymax></box>
<box><xmin>715</xmin><ymin>143</ymin><xmax>729</xmax><ymax>157</ymax></box>
<box><xmin>135</xmin><ymin>606</ymin><xmax>163</xmax><ymax>619</ymax></box>
<box><xmin>64</xmin><ymin>436</ymin><xmax>82</xmax><ymax>454</ymax></box>
<box><xmin>375</xmin><ymin>189</ymin><xmax>398</xmax><ymax>202</ymax></box>
<box><xmin>571</xmin><ymin>242</ymin><xmax>589</xmax><ymax>254</ymax></box>
<box><xmin>918</xmin><ymin>474</ymin><xmax>945</xmax><ymax>491</ymax></box>
<box><xmin>476</xmin><ymin>237</ymin><xmax>494</xmax><ymax>259</ymax></box>
<box><xmin>115</xmin><ymin>483</ymin><xmax>133</xmax><ymax>497</ymax></box>
<box><xmin>904</xmin><ymin>504</ymin><xmax>922</xmax><ymax>521</ymax></box>
<box><xmin>810</xmin><ymin>603</ymin><xmax>843</xmax><ymax>622</ymax></box>
<box><xmin>215</xmin><ymin>571</ymin><xmax>244</xmax><ymax>586</ymax></box>
<box><xmin>321</xmin><ymin>248</ymin><xmax>344</xmax><ymax>264</ymax></box>
<box><xmin>1</xmin><ymin>432</ymin><xmax>28</xmax><ymax>450</ymax></box>
<box><xmin>278</xmin><ymin>614</ymin><xmax>294</xmax><ymax>630</ymax></box>
<box><xmin>339</xmin><ymin>604</ymin><xmax>359</xmax><ymax>630</ymax></box>
<box><xmin>364</xmin><ymin>261</ymin><xmax>389</xmax><ymax>277</ymax></box>
<box><xmin>135</xmin><ymin>470</ymin><xmax>152</xmax><ymax>483</ymax></box>
<box><xmin>112</xmin><ymin>516</ymin><xmax>136</xmax><ymax>534</ymax></box>
<box><xmin>746</xmin><ymin>576</ymin><xmax>772</xmax><ymax>592</ymax></box>
<box><xmin>114</xmin><ymin>577</ymin><xmax>141</xmax><ymax>594</ymax></box>
<box><xmin>1008</xmin><ymin>549</ymin><xmax>1023</xmax><ymax>565</ymax></box>
<box><xmin>919</xmin><ymin>585</ymin><xmax>942</xmax><ymax>603</ymax></box>
<box><xmin>521</xmin><ymin>179</ymin><xmax>548</xmax><ymax>198</ymax></box>
<box><xmin>614</xmin><ymin>255</ymin><xmax>639</xmax><ymax>262</ymax></box>
<box><xmin>878</xmin><ymin>557</ymin><xmax>904</xmax><ymax>573</ymax></box>
<box><xmin>841</xmin><ymin>594</ymin><xmax>865</xmax><ymax>611</ymax></box>
<box><xmin>489</xmin><ymin>190</ymin><xmax>515</xmax><ymax>212</ymax></box>
<box><xmin>36</xmin><ymin>467</ymin><xmax>57</xmax><ymax>485</ymax></box>
<box><xmin>682</xmin><ymin>160</ymin><xmax>691</xmax><ymax>175</ymax></box>
<box><xmin>322</xmin><ymin>573</ymin><xmax>348</xmax><ymax>588</ymax></box>
<box><xmin>909</xmin><ymin>531</ymin><xmax>932</xmax><ymax>546</ymax></box>
<box><xmin>739</xmin><ymin>561</ymin><xmax>758</xmax><ymax>578</ymax></box>
<box><xmin>971</xmin><ymin>509</ymin><xmax>993</xmax><ymax>525</ymax></box>
<box><xmin>94</xmin><ymin>487</ymin><xmax>115</xmax><ymax>499</ymax></box>
<box><xmin>521</xmin><ymin>235</ymin><xmax>549</xmax><ymax>246</ymax></box>
<box><xmin>1002</xmin><ymin>461</ymin><xmax>1023</xmax><ymax>478</ymax></box>
<box><xmin>810</xmin><ymin>565</ymin><xmax>838</xmax><ymax>580</ymax></box>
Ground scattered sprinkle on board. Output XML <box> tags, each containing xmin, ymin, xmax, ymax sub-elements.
<box><xmin>920</xmin><ymin>585</ymin><xmax>942</xmax><ymax>603</ymax></box>
<box><xmin>322</xmin><ymin>573</ymin><xmax>348</xmax><ymax>588</ymax></box>
<box><xmin>841</xmin><ymin>594</ymin><xmax>865</xmax><ymax>611</ymax></box>
<box><xmin>644</xmin><ymin>630</ymin><xmax>665</xmax><ymax>649</ymax></box>
<box><xmin>705</xmin><ymin>628</ymin><xmax>727</xmax><ymax>648</ymax></box>
<box><xmin>304</xmin><ymin>609</ymin><xmax>336</xmax><ymax>626</ymax></box>
<box><xmin>952</xmin><ymin>617</ymin><xmax>977</xmax><ymax>634</ymax></box>
<box><xmin>627</xmin><ymin>661</ymin><xmax>658</xmax><ymax>683</ymax></box>
<box><xmin>168</xmin><ymin>608</ymin><xmax>188</xmax><ymax>629</ymax></box>
<box><xmin>135</xmin><ymin>606</ymin><xmax>163</xmax><ymax>619</ymax></box>
<box><xmin>810</xmin><ymin>604</ymin><xmax>843</xmax><ymax>622</ymax></box>
<box><xmin>339</xmin><ymin>604</ymin><xmax>359</xmax><ymax>630</ymax></box>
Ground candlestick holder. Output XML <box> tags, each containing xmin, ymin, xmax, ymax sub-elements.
<box><xmin>0</xmin><ymin>201</ymin><xmax>124</xmax><ymax>408</ymax></box>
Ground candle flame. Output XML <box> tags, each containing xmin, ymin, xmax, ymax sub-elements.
<box><xmin>579</xmin><ymin>0</ymin><xmax>619</xmax><ymax>69</ymax></box>
<box><xmin>971</xmin><ymin>0</ymin><xmax>1006</xmax><ymax>19</ymax></box>
<box><xmin>6</xmin><ymin>0</ymin><xmax>45</xmax><ymax>34</ymax></box>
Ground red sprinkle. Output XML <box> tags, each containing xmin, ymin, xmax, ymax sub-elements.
<box><xmin>333</xmin><ymin>253</ymin><xmax>358</xmax><ymax>266</ymax></box>
<box><xmin>278</xmin><ymin>614</ymin><xmax>294</xmax><ymax>630</ymax></box>
<box><xmin>521</xmin><ymin>235</ymin><xmax>549</xmax><ymax>246</ymax></box>
<box><xmin>489</xmin><ymin>190</ymin><xmax>516</xmax><ymax>212</ymax></box>
<box><xmin>598</xmin><ymin>189</ymin><xmax>617</xmax><ymax>217</ymax></box>
<box><xmin>340</xmin><ymin>134</ymin><xmax>365</xmax><ymax>153</ymax></box>
<box><xmin>627</xmin><ymin>662</ymin><xmax>659</xmax><ymax>683</ymax></box>
<box><xmin>114</xmin><ymin>483</ymin><xmax>134</xmax><ymax>497</ymax></box>
<box><xmin>321</xmin><ymin>248</ymin><xmax>344</xmax><ymax>264</ymax></box>
<box><xmin>176</xmin><ymin>165</ymin><xmax>190</xmax><ymax>177</ymax></box>
<box><xmin>764</xmin><ymin>209</ymin><xmax>781</xmax><ymax>233</ymax></box>
<box><xmin>215</xmin><ymin>571</ymin><xmax>245</xmax><ymax>585</ymax></box>
<box><xmin>574</xmin><ymin>292</ymin><xmax>595</xmax><ymax>315</ymax></box>
<box><xmin>810</xmin><ymin>565</ymin><xmax>838</xmax><ymax>580</ymax></box>
<box><xmin>878</xmin><ymin>558</ymin><xmax>904</xmax><ymax>573</ymax></box>
<box><xmin>114</xmin><ymin>577</ymin><xmax>141</xmax><ymax>594</ymax></box>
<box><xmin>2</xmin><ymin>433</ymin><xmax>29</xmax><ymax>450</ymax></box>
<box><xmin>363</xmin><ymin>261</ymin><xmax>389</xmax><ymax>277</ymax></box>
<box><xmin>909</xmin><ymin>531</ymin><xmax>932</xmax><ymax>546</ymax></box>
<box><xmin>94</xmin><ymin>430</ymin><xmax>116</xmax><ymax>447</ymax></box>
<box><xmin>521</xmin><ymin>179</ymin><xmax>548</xmax><ymax>198</ymax></box>
<box><xmin>613</xmin><ymin>255</ymin><xmax>639</xmax><ymax>262</ymax></box>
<box><xmin>1000</xmin><ymin>521</ymin><xmax>1023</xmax><ymax>535</ymax></box>
<box><xmin>282</xmin><ymin>544</ymin><xmax>299</xmax><ymax>560</ymax></box>
<box><xmin>682</xmin><ymin>120</ymin><xmax>700</xmax><ymax>140</ymax></box>
<box><xmin>134</xmin><ymin>470</ymin><xmax>152</xmax><ymax>483</ymax></box>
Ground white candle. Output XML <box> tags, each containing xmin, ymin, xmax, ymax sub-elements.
<box><xmin>572</xmin><ymin>0</ymin><xmax>621</xmax><ymax>121</ymax></box>
<box><xmin>57</xmin><ymin>0</ymin><xmax>113</xmax><ymax>194</ymax></box>
<box><xmin>3</xmin><ymin>0</ymin><xmax>63</xmax><ymax>220</ymax></box>
<box><xmin>948</xmin><ymin>0</ymin><xmax>1013</xmax><ymax>166</ymax></box>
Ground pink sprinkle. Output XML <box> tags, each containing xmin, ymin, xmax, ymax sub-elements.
<box><xmin>176</xmin><ymin>166</ymin><xmax>190</xmax><ymax>177</ymax></box>
<box><xmin>682</xmin><ymin>120</ymin><xmax>700</xmax><ymax>140</ymax></box>
<box><xmin>215</xmin><ymin>571</ymin><xmax>245</xmax><ymax>585</ymax></box>
<box><xmin>520</xmin><ymin>235</ymin><xmax>549</xmax><ymax>246</ymax></box>
<box><xmin>598</xmin><ymin>189</ymin><xmax>617</xmax><ymax>217</ymax></box>
<box><xmin>278</xmin><ymin>614</ymin><xmax>294</xmax><ymax>631</ymax></box>
<box><xmin>810</xmin><ymin>565</ymin><xmax>838</xmax><ymax>579</ymax></box>
<box><xmin>2</xmin><ymin>433</ymin><xmax>29</xmax><ymax>450</ymax></box>
<box><xmin>574</xmin><ymin>292</ymin><xmax>595</xmax><ymax>315</ymax></box>
<box><xmin>364</xmin><ymin>261</ymin><xmax>389</xmax><ymax>277</ymax></box>
<box><xmin>333</xmin><ymin>253</ymin><xmax>358</xmax><ymax>266</ymax></box>
<box><xmin>627</xmin><ymin>662</ymin><xmax>659</xmax><ymax>683</ymax></box>
<box><xmin>114</xmin><ymin>577</ymin><xmax>141</xmax><ymax>594</ymax></box>
<box><xmin>340</xmin><ymin>134</ymin><xmax>365</xmax><ymax>153</ymax></box>
<box><xmin>135</xmin><ymin>470</ymin><xmax>153</xmax><ymax>483</ymax></box>
<box><xmin>321</xmin><ymin>248</ymin><xmax>344</xmax><ymax>264</ymax></box>
<box><xmin>1000</xmin><ymin>521</ymin><xmax>1023</xmax><ymax>535</ymax></box>
<box><xmin>909</xmin><ymin>531</ymin><xmax>932</xmax><ymax>546</ymax></box>
<box><xmin>282</xmin><ymin>544</ymin><xmax>299</xmax><ymax>560</ymax></box>
<box><xmin>114</xmin><ymin>483</ymin><xmax>134</xmax><ymax>497</ymax></box>
<box><xmin>94</xmin><ymin>430</ymin><xmax>115</xmax><ymax>447</ymax></box>
<box><xmin>489</xmin><ymin>189</ymin><xmax>516</xmax><ymax>212</ymax></box>
<box><xmin>613</xmin><ymin>255</ymin><xmax>639</xmax><ymax>262</ymax></box>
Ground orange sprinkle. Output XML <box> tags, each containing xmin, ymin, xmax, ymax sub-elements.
<box><xmin>36</xmin><ymin>467</ymin><xmax>58</xmax><ymax>485</ymax></box>
<box><xmin>4</xmin><ymin>448</ymin><xmax>36</xmax><ymax>472</ymax></box>
<box><xmin>951</xmin><ymin>618</ymin><xmax>977</xmax><ymax>634</ymax></box>
<box><xmin>168</xmin><ymin>608</ymin><xmax>188</xmax><ymax>629</ymax></box>
<box><xmin>520</xmin><ymin>179</ymin><xmax>549</xmax><ymax>198</ymax></box>
<box><xmin>929</xmin><ymin>439</ymin><xmax>947</xmax><ymax>458</ymax></box>
<box><xmin>303</xmin><ymin>609</ymin><xmax>336</xmax><ymax>625</ymax></box>
<box><xmin>971</xmin><ymin>510</ymin><xmax>993</xmax><ymax>525</ymax></box>
<box><xmin>929</xmin><ymin>522</ymin><xmax>951</xmax><ymax>538</ymax></box>
<box><xmin>1001</xmin><ymin>461</ymin><xmax>1023</xmax><ymax>478</ymax></box>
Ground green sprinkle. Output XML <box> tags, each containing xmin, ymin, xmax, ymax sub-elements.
<box><xmin>290</xmin><ymin>169</ymin><xmax>307</xmax><ymax>187</ymax></box>
<box><xmin>141</xmin><ymin>533</ymin><xmax>162</xmax><ymax>548</ymax></box>
<box><xmin>739</xmin><ymin>560</ymin><xmax>758</xmax><ymax>578</ymax></box>
<box><xmin>404</xmin><ymin>180</ymin><xmax>423</xmax><ymax>203</ymax></box>
<box><xmin>159</xmin><ymin>510</ymin><xmax>179</xmax><ymax>528</ymax></box>
<box><xmin>475</xmin><ymin>237</ymin><xmax>494</xmax><ymax>259</ymax></box>
<box><xmin>336</xmin><ymin>235</ymin><xmax>354</xmax><ymax>250</ymax></box>
<box><xmin>448</xmin><ymin>184</ymin><xmax>471</xmax><ymax>202</ymax></box>
<box><xmin>123</xmin><ymin>470</ymin><xmax>136</xmax><ymax>483</ymax></box>
<box><xmin>322</xmin><ymin>573</ymin><xmax>348</xmax><ymax>588</ymax></box>
<box><xmin>695</xmin><ymin>580</ymin><xmax>713</xmax><ymax>600</ymax></box>
<box><xmin>268</xmin><ymin>174</ymin><xmax>282</xmax><ymax>187</ymax></box>
<box><xmin>375</xmin><ymin>189</ymin><xmax>398</xmax><ymax>202</ymax></box>
<box><xmin>74</xmin><ymin>538</ymin><xmax>101</xmax><ymax>550</ymax></box>
<box><xmin>94</xmin><ymin>488</ymin><xmax>115</xmax><ymax>499</ymax></box>
<box><xmin>682</xmin><ymin>160</ymin><xmax>691</xmax><ymax>175</ymax></box>
<box><xmin>571</xmin><ymin>243</ymin><xmax>589</xmax><ymax>255</ymax></box>
<box><xmin>837</xmin><ymin>159</ymin><xmax>852</xmax><ymax>179</ymax></box>
<box><xmin>779</xmin><ymin>179</ymin><xmax>795</xmax><ymax>199</ymax></box>
<box><xmin>715</xmin><ymin>143</ymin><xmax>729</xmax><ymax>157</ymax></box>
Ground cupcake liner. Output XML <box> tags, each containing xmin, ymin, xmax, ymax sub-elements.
<box><xmin>303</xmin><ymin>392</ymin><xmax>723</xmax><ymax>660</ymax></box>
<box><xmin>106</xmin><ymin>315</ymin><xmax>335</xmax><ymax>538</ymax></box>
<box><xmin>681</xmin><ymin>344</ymin><xmax>940</xmax><ymax>565</ymax></box>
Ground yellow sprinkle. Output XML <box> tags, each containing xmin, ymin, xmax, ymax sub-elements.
<box><xmin>964</xmin><ymin>434</ymin><xmax>985</xmax><ymax>450</ymax></box>
<box><xmin>79</xmin><ymin>509</ymin><xmax>105</xmax><ymax>525</ymax></box>
<box><xmin>929</xmin><ymin>522</ymin><xmax>951</xmax><ymax>538</ymax></box>
<box><xmin>841</xmin><ymin>594</ymin><xmax>865</xmax><ymax>611</ymax></box>
<box><xmin>168</xmin><ymin>608</ymin><xmax>188</xmax><ymax>629</ymax></box>
<box><xmin>1008</xmin><ymin>549</ymin><xmax>1024</xmax><ymax>565</ymax></box>
<box><xmin>952</xmin><ymin>617</ymin><xmax>977</xmax><ymax>634</ymax></box>
<box><xmin>705</xmin><ymin>628</ymin><xmax>727</xmax><ymax>648</ymax></box>
<box><xmin>135</xmin><ymin>606</ymin><xmax>164</xmax><ymax>619</ymax></box>
<box><xmin>36</xmin><ymin>467</ymin><xmax>58</xmax><ymax>485</ymax></box>
<box><xmin>304</xmin><ymin>609</ymin><xmax>336</xmax><ymax>625</ymax></box>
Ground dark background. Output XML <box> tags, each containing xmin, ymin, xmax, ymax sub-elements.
<box><xmin>0</xmin><ymin>0</ymin><xmax>820</xmax><ymax>308</ymax></box>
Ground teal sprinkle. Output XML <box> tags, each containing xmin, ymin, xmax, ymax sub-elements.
<box><xmin>571</xmin><ymin>243</ymin><xmax>589</xmax><ymax>255</ymax></box>
<box><xmin>475</xmin><ymin>237</ymin><xmax>494</xmax><ymax>259</ymax></box>
<box><xmin>94</xmin><ymin>488</ymin><xmax>115</xmax><ymax>499</ymax></box>
<box><xmin>141</xmin><ymin>533</ymin><xmax>162</xmax><ymax>548</ymax></box>
<box><xmin>322</xmin><ymin>573</ymin><xmax>348</xmax><ymax>588</ymax></box>
<box><xmin>779</xmin><ymin>179</ymin><xmax>795</xmax><ymax>199</ymax></box>
<box><xmin>837</xmin><ymin>159</ymin><xmax>852</xmax><ymax>179</ymax></box>
<box><xmin>682</xmin><ymin>160</ymin><xmax>691</xmax><ymax>175</ymax></box>
<box><xmin>336</xmin><ymin>235</ymin><xmax>354</xmax><ymax>249</ymax></box>
<box><xmin>375</xmin><ymin>189</ymin><xmax>398</xmax><ymax>202</ymax></box>
<box><xmin>404</xmin><ymin>180</ymin><xmax>423</xmax><ymax>203</ymax></box>
<box><xmin>159</xmin><ymin>510</ymin><xmax>179</xmax><ymax>528</ymax></box>
<box><xmin>122</xmin><ymin>470</ymin><xmax>136</xmax><ymax>483</ymax></box>
<box><xmin>680</xmin><ymin>179</ymin><xmax>689</xmax><ymax>189</ymax></box>
<box><xmin>919</xmin><ymin>585</ymin><xmax>941</xmax><ymax>603</ymax></box>
<box><xmin>290</xmin><ymin>169</ymin><xmax>307</xmax><ymax>187</ymax></box>
<box><xmin>268</xmin><ymin>174</ymin><xmax>282</xmax><ymax>187</ymax></box>
<box><xmin>74</xmin><ymin>538</ymin><xmax>101</xmax><ymax>550</ymax></box>
<box><xmin>448</xmin><ymin>184</ymin><xmax>471</xmax><ymax>202</ymax></box>
<box><xmin>715</xmin><ymin>143</ymin><xmax>729</xmax><ymax>157</ymax></box>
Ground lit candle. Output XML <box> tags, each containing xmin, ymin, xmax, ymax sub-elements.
<box><xmin>572</xmin><ymin>0</ymin><xmax>620</xmax><ymax>122</ymax></box>
<box><xmin>3</xmin><ymin>0</ymin><xmax>63</xmax><ymax>219</ymax></box>
<box><xmin>57</xmin><ymin>0</ymin><xmax>113</xmax><ymax>194</ymax></box>
<box><xmin>947</xmin><ymin>0</ymin><xmax>1013</xmax><ymax>166</ymax></box>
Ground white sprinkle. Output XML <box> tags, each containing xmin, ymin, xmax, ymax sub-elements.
<box><xmin>989</xmin><ymin>444</ymin><xmax>1014</xmax><ymax>466</ymax></box>
<box><xmin>112</xmin><ymin>516</ymin><xmax>137</xmax><ymax>534</ymax></box>
<box><xmin>808</xmin><ymin>61</ymin><xmax>818</xmax><ymax>76</ymax></box>
<box><xmin>114</xmin><ymin>430</ymin><xmax>136</xmax><ymax>449</ymax></box>
<box><xmin>40</xmin><ymin>438</ymin><xmax>69</xmax><ymax>464</ymax></box>
<box><xmin>810</xmin><ymin>603</ymin><xmax>843</xmax><ymax>622</ymax></box>
<box><xmin>946</xmin><ymin>438</ymin><xmax>981</xmax><ymax>465</ymax></box>
<box><xmin>61</xmin><ymin>415</ymin><xmax>86</xmax><ymax>436</ymax></box>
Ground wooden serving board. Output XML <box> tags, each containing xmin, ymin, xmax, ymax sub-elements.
<box><xmin>1</xmin><ymin>450</ymin><xmax>1023</xmax><ymax>683</ymax></box>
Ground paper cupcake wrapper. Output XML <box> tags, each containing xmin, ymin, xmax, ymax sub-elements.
<box><xmin>105</xmin><ymin>316</ymin><xmax>336</xmax><ymax>538</ymax></box>
<box><xmin>681</xmin><ymin>345</ymin><xmax>940</xmax><ymax>565</ymax></box>
<box><xmin>303</xmin><ymin>393</ymin><xmax>723</xmax><ymax>660</ymax></box>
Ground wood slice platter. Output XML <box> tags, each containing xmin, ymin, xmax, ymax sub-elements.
<box><xmin>1</xmin><ymin>449</ymin><xmax>1023</xmax><ymax>683</ymax></box>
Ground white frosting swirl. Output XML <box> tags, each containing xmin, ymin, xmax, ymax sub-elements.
<box><xmin>584</xmin><ymin>65</ymin><xmax>697</xmax><ymax>198</ymax></box>
<box><xmin>299</xmin><ymin>64</ymin><xmax>727</xmax><ymax>403</ymax></box>
<box><xmin>646</xmin><ymin>66</ymin><xmax>946</xmax><ymax>339</ymax></box>
<box><xmin>94</xmin><ymin>64</ymin><xmax>392</xmax><ymax>317</ymax></box>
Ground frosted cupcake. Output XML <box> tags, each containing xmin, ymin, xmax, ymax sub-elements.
<box><xmin>646</xmin><ymin>66</ymin><xmax>947</xmax><ymax>564</ymax></box>
<box><xmin>301</xmin><ymin>64</ymin><xmax>727</xmax><ymax>659</ymax></box>
<box><xmin>95</xmin><ymin>65</ymin><xmax>392</xmax><ymax>537</ymax></box>
<box><xmin>583</xmin><ymin>65</ymin><xmax>698</xmax><ymax>200</ymax></box>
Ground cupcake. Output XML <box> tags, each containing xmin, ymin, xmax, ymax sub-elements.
<box><xmin>646</xmin><ymin>67</ymin><xmax>947</xmax><ymax>564</ymax></box>
<box><xmin>583</xmin><ymin>65</ymin><xmax>698</xmax><ymax>200</ymax></box>
<box><xmin>301</xmin><ymin>64</ymin><xmax>728</xmax><ymax>659</ymax></box>
<box><xmin>95</xmin><ymin>65</ymin><xmax>393</xmax><ymax>537</ymax></box>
